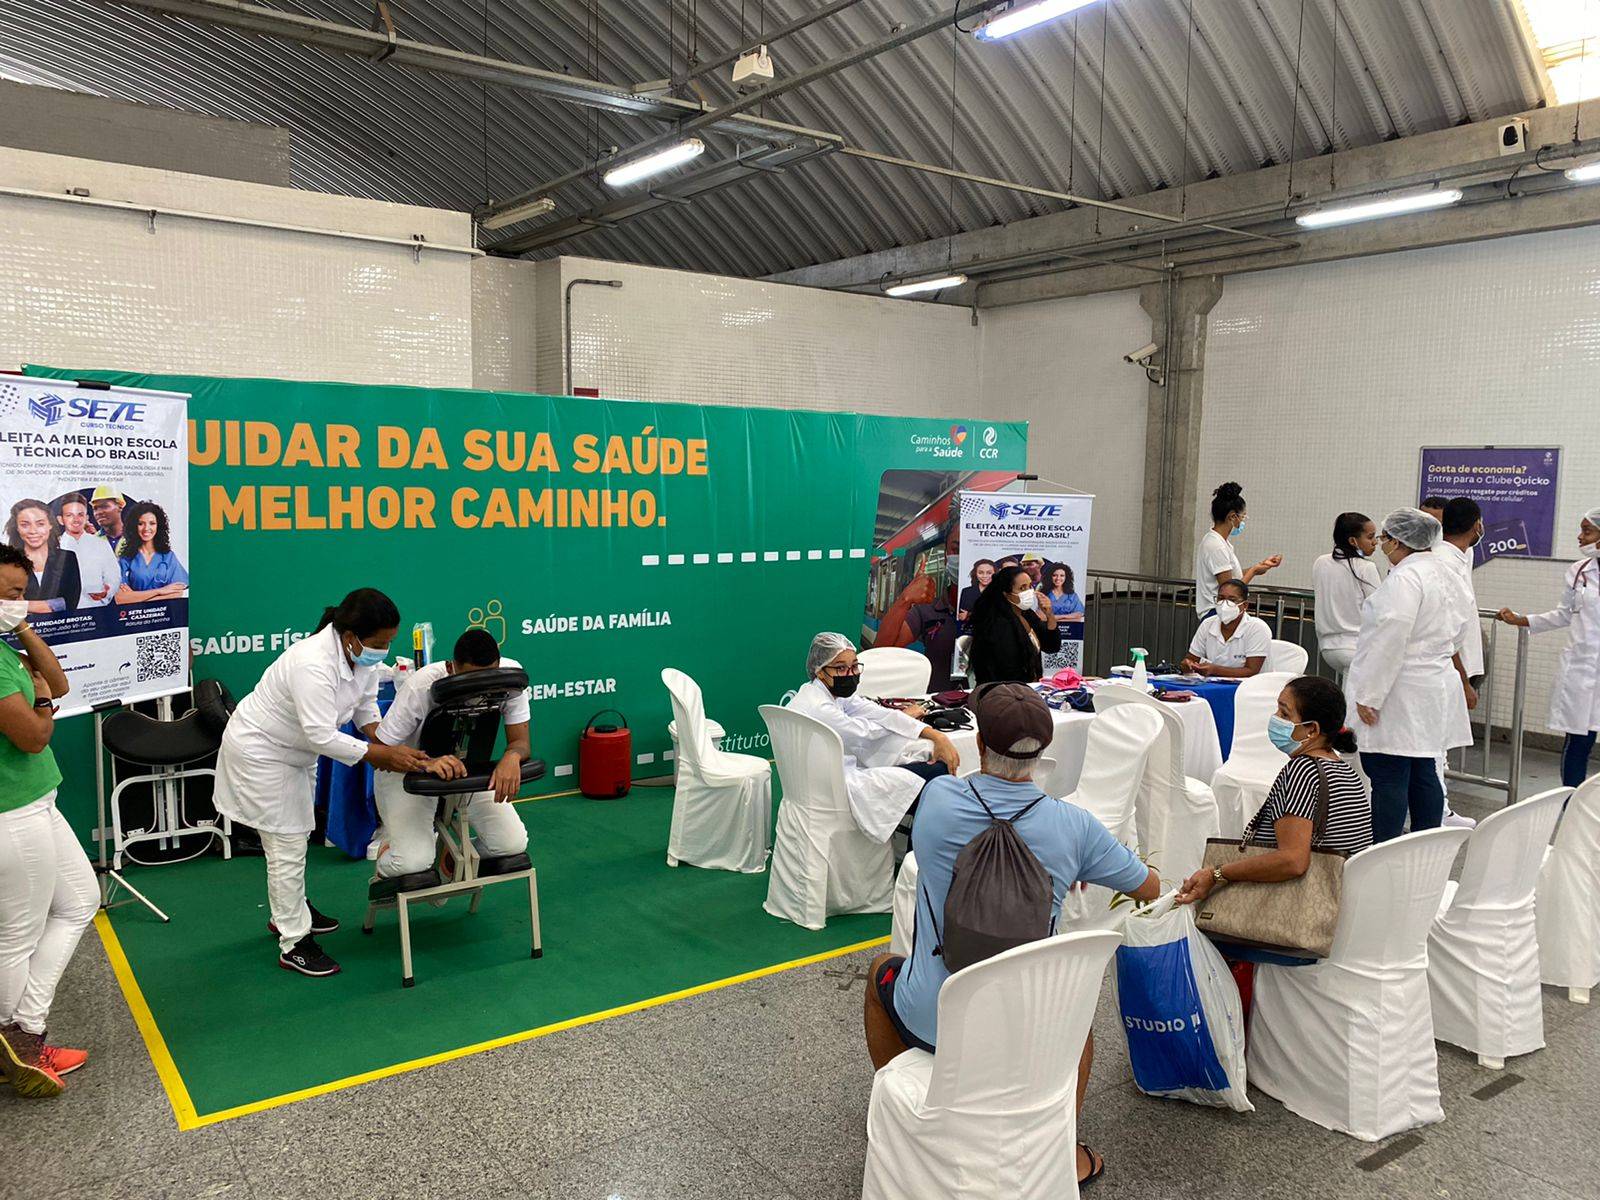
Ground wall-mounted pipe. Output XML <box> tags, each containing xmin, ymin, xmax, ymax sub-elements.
<box><xmin>0</xmin><ymin>185</ymin><xmax>483</xmax><ymax>256</ymax></box>
<box><xmin>564</xmin><ymin>278</ymin><xmax>624</xmax><ymax>397</ymax></box>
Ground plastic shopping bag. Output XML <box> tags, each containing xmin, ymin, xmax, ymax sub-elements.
<box><xmin>1111</xmin><ymin>891</ymin><xmax>1252</xmax><ymax>1111</ymax></box>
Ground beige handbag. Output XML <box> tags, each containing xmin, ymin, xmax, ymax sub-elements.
<box><xmin>1193</xmin><ymin>757</ymin><xmax>1347</xmax><ymax>959</ymax></box>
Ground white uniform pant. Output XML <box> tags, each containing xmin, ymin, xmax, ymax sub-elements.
<box><xmin>0</xmin><ymin>793</ymin><xmax>98</xmax><ymax>1035</ymax></box>
<box><xmin>374</xmin><ymin>781</ymin><xmax>527</xmax><ymax>879</ymax></box>
<box><xmin>260</xmin><ymin>831</ymin><xmax>312</xmax><ymax>956</ymax></box>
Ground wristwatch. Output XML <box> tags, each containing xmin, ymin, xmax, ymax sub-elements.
<box><xmin>1211</xmin><ymin>866</ymin><xmax>1227</xmax><ymax>887</ymax></box>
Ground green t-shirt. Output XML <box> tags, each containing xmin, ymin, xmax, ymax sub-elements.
<box><xmin>0</xmin><ymin>641</ymin><xmax>63</xmax><ymax>813</ymax></box>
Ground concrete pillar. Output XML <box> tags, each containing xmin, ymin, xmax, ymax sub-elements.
<box><xmin>1138</xmin><ymin>274</ymin><xmax>1223</xmax><ymax>579</ymax></box>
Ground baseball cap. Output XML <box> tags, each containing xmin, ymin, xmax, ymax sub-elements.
<box><xmin>971</xmin><ymin>683</ymin><xmax>1053</xmax><ymax>758</ymax></box>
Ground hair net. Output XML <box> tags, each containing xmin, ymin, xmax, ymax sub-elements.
<box><xmin>1585</xmin><ymin>506</ymin><xmax>1600</xmax><ymax>529</ymax></box>
<box><xmin>807</xmin><ymin>632</ymin><xmax>856</xmax><ymax>678</ymax></box>
<box><xmin>1381</xmin><ymin>506</ymin><xmax>1441</xmax><ymax>551</ymax></box>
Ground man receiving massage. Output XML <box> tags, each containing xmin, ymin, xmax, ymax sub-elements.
<box><xmin>369</xmin><ymin>628</ymin><xmax>533</xmax><ymax>895</ymax></box>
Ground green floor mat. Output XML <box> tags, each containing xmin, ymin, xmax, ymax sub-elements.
<box><xmin>104</xmin><ymin>787</ymin><xmax>887</xmax><ymax>1123</ymax></box>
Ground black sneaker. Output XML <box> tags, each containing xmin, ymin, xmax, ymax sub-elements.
<box><xmin>268</xmin><ymin>902</ymin><xmax>340</xmax><ymax>938</ymax></box>
<box><xmin>278</xmin><ymin>936</ymin><xmax>341</xmax><ymax>978</ymax></box>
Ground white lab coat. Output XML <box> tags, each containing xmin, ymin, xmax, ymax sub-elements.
<box><xmin>213</xmin><ymin>625</ymin><xmax>381</xmax><ymax>835</ymax></box>
<box><xmin>1527</xmin><ymin>559</ymin><xmax>1600</xmax><ymax>735</ymax></box>
<box><xmin>1437</xmin><ymin>540</ymin><xmax>1485</xmax><ymax>678</ymax></box>
<box><xmin>1312</xmin><ymin>552</ymin><xmax>1381</xmax><ymax>663</ymax></box>
<box><xmin>60</xmin><ymin>530</ymin><xmax>121</xmax><ymax>608</ymax></box>
<box><xmin>787</xmin><ymin>679</ymin><xmax>932</xmax><ymax>843</ymax></box>
<box><xmin>1347</xmin><ymin>552</ymin><xmax>1473</xmax><ymax>758</ymax></box>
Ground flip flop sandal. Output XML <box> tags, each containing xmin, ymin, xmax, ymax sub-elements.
<box><xmin>1078</xmin><ymin>1144</ymin><xmax>1105</xmax><ymax>1189</ymax></box>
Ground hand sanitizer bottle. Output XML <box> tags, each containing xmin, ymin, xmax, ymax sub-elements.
<box><xmin>1130</xmin><ymin>646</ymin><xmax>1150</xmax><ymax>692</ymax></box>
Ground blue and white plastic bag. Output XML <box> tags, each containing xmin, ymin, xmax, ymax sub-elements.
<box><xmin>1112</xmin><ymin>892</ymin><xmax>1252</xmax><ymax>1111</ymax></box>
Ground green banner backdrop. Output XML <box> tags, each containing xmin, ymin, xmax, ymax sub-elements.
<box><xmin>27</xmin><ymin>366</ymin><xmax>1027</xmax><ymax>841</ymax></box>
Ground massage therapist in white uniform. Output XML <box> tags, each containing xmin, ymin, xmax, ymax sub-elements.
<box><xmin>213</xmin><ymin>588</ymin><xmax>429</xmax><ymax>978</ymax></box>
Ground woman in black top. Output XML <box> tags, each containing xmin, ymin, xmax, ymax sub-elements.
<box><xmin>966</xmin><ymin>565</ymin><xmax>1061</xmax><ymax>685</ymax></box>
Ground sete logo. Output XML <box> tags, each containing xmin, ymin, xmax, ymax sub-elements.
<box><xmin>989</xmin><ymin>501</ymin><xmax>1012</xmax><ymax>520</ymax></box>
<box><xmin>29</xmin><ymin>393</ymin><xmax>67</xmax><ymax>427</ymax></box>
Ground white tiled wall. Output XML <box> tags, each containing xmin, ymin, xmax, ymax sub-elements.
<box><xmin>976</xmin><ymin>291</ymin><xmax>1151</xmax><ymax>569</ymax></box>
<box><xmin>471</xmin><ymin>256</ymin><xmax>548</xmax><ymax>392</ymax></box>
<box><xmin>556</xmin><ymin>257</ymin><xmax>978</xmax><ymax>415</ymax></box>
<box><xmin>0</xmin><ymin>146</ymin><xmax>474</xmax><ymax>386</ymax></box>
<box><xmin>1200</xmin><ymin>226</ymin><xmax>1600</xmax><ymax>736</ymax></box>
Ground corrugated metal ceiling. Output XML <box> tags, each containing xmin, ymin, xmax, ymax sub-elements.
<box><xmin>0</xmin><ymin>0</ymin><xmax>1549</xmax><ymax>276</ymax></box>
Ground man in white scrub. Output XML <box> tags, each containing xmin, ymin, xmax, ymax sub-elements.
<box><xmin>1436</xmin><ymin>498</ymin><xmax>1486</xmax><ymax>829</ymax></box>
<box><xmin>1182</xmin><ymin>579</ymin><xmax>1271</xmax><ymax>678</ymax></box>
<box><xmin>788</xmin><ymin>633</ymin><xmax>961</xmax><ymax>842</ymax></box>
<box><xmin>370</xmin><ymin>628</ymin><xmax>532</xmax><ymax>894</ymax></box>
<box><xmin>55</xmin><ymin>496</ymin><xmax>119</xmax><ymax>608</ymax></box>
<box><xmin>214</xmin><ymin>589</ymin><xmax>428</xmax><ymax>978</ymax></box>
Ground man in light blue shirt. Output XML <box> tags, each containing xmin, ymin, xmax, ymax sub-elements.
<box><xmin>864</xmin><ymin>683</ymin><xmax>1159</xmax><ymax>1187</ymax></box>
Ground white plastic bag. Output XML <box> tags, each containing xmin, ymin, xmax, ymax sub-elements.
<box><xmin>1110</xmin><ymin>891</ymin><xmax>1253</xmax><ymax>1111</ymax></box>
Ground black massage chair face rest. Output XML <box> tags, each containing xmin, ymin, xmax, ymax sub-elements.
<box><xmin>403</xmin><ymin>666</ymin><xmax>547</xmax><ymax>797</ymax></box>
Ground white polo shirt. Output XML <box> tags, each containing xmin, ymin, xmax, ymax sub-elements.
<box><xmin>1195</xmin><ymin>528</ymin><xmax>1243</xmax><ymax>615</ymax></box>
<box><xmin>1188</xmin><ymin>612</ymin><xmax>1272</xmax><ymax>668</ymax></box>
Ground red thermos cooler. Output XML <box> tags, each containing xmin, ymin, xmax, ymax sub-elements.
<box><xmin>579</xmin><ymin>710</ymin><xmax>632</xmax><ymax>799</ymax></box>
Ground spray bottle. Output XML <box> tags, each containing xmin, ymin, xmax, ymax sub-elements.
<box><xmin>1130</xmin><ymin>646</ymin><xmax>1150</xmax><ymax>692</ymax></box>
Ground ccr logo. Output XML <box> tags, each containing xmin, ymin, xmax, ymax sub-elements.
<box><xmin>979</xmin><ymin>424</ymin><xmax>1000</xmax><ymax>459</ymax></box>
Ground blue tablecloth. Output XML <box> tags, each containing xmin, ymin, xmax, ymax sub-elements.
<box><xmin>313</xmin><ymin>682</ymin><xmax>394</xmax><ymax>860</ymax></box>
<box><xmin>1151</xmin><ymin>678</ymin><xmax>1239</xmax><ymax>759</ymax></box>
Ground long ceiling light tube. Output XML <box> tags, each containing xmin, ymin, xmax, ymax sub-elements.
<box><xmin>975</xmin><ymin>0</ymin><xmax>1106</xmax><ymax>42</ymax></box>
<box><xmin>1294</xmin><ymin>187</ymin><xmax>1463</xmax><ymax>228</ymax></box>
<box><xmin>602</xmin><ymin>139</ymin><xmax>706</xmax><ymax>188</ymax></box>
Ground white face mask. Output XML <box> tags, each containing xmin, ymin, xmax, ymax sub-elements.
<box><xmin>0</xmin><ymin>600</ymin><xmax>27</xmax><ymax>633</ymax></box>
<box><xmin>1215</xmin><ymin>600</ymin><xmax>1242</xmax><ymax>623</ymax></box>
<box><xmin>1016</xmin><ymin>589</ymin><xmax>1038</xmax><ymax>612</ymax></box>
<box><xmin>1580</xmin><ymin>543</ymin><xmax>1600</xmax><ymax>560</ymax></box>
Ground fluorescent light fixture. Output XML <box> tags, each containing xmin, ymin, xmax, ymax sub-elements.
<box><xmin>602</xmin><ymin>138</ymin><xmax>706</xmax><ymax>188</ymax></box>
<box><xmin>477</xmin><ymin>196</ymin><xmax>556</xmax><ymax>230</ymax></box>
<box><xmin>975</xmin><ymin>0</ymin><xmax>1105</xmax><ymax>42</ymax></box>
<box><xmin>884</xmin><ymin>273</ymin><xmax>968</xmax><ymax>297</ymax></box>
<box><xmin>1565</xmin><ymin>159</ymin><xmax>1600</xmax><ymax>183</ymax></box>
<box><xmin>1294</xmin><ymin>188</ymin><xmax>1462</xmax><ymax>229</ymax></box>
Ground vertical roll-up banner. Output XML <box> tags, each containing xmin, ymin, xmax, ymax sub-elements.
<box><xmin>958</xmin><ymin>490</ymin><xmax>1094</xmax><ymax>675</ymax></box>
<box><xmin>0</xmin><ymin>377</ymin><xmax>191</xmax><ymax>714</ymax></box>
<box><xmin>22</xmin><ymin>367</ymin><xmax>1028</xmax><ymax>840</ymax></box>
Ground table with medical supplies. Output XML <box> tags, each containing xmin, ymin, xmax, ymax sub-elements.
<box><xmin>938</xmin><ymin>683</ymin><xmax>1224</xmax><ymax>796</ymax></box>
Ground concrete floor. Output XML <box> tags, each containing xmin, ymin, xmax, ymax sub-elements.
<box><xmin>7</xmin><ymin>750</ymin><xmax>1594</xmax><ymax>1200</ymax></box>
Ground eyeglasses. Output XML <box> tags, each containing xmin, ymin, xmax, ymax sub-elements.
<box><xmin>826</xmin><ymin>662</ymin><xmax>863</xmax><ymax>676</ymax></box>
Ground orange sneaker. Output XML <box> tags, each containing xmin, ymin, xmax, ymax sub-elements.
<box><xmin>0</xmin><ymin>1025</ymin><xmax>65</xmax><ymax>1098</ymax></box>
<box><xmin>38</xmin><ymin>1041</ymin><xmax>88</xmax><ymax>1077</ymax></box>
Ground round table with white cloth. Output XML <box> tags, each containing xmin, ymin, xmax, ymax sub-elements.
<box><xmin>941</xmin><ymin>695</ymin><xmax>1222</xmax><ymax>797</ymax></box>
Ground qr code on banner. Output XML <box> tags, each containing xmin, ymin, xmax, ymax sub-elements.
<box><xmin>136</xmin><ymin>631</ymin><xmax>184</xmax><ymax>683</ymax></box>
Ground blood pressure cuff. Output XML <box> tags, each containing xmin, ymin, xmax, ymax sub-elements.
<box><xmin>923</xmin><ymin>707</ymin><xmax>974</xmax><ymax>732</ymax></box>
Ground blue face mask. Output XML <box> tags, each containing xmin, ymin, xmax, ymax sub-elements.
<box><xmin>1229</xmin><ymin>522</ymin><xmax>1245</xmax><ymax>540</ymax></box>
<box><xmin>351</xmin><ymin>641</ymin><xmax>389</xmax><ymax>668</ymax></box>
<box><xmin>1267</xmin><ymin>715</ymin><xmax>1303</xmax><ymax>754</ymax></box>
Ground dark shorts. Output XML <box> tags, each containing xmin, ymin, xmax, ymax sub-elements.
<box><xmin>874</xmin><ymin>956</ymin><xmax>936</xmax><ymax>1054</ymax></box>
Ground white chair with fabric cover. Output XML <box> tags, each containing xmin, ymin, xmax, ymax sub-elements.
<box><xmin>862</xmin><ymin>931</ymin><xmax>1122</xmax><ymax>1200</ymax></box>
<box><xmin>1267</xmin><ymin>640</ymin><xmax>1310</xmax><ymax>674</ymax></box>
<box><xmin>666</xmin><ymin>715</ymin><xmax>724</xmax><ymax>783</ymax></box>
<box><xmin>858</xmin><ymin>646</ymin><xmax>933</xmax><ymax>698</ymax></box>
<box><xmin>889</xmin><ymin>851</ymin><xmax>918</xmax><ymax>957</ymax></box>
<box><xmin>1427</xmin><ymin>787</ymin><xmax>1567</xmax><ymax>1068</ymax></box>
<box><xmin>1064</xmin><ymin>705</ymin><xmax>1163</xmax><ymax>847</ymax></box>
<box><xmin>1092</xmin><ymin>686</ymin><xmax>1220</xmax><ymax>887</ymax></box>
<box><xmin>1248</xmin><ymin>827</ymin><xmax>1471</xmax><ymax>1141</ymax></box>
<box><xmin>660</xmin><ymin>669</ymin><xmax>771</xmax><ymax>873</ymax></box>
<box><xmin>1209</xmin><ymin>671</ymin><xmax>1297</xmax><ymax>838</ymax></box>
<box><xmin>759</xmin><ymin>704</ymin><xmax>894</xmax><ymax>929</ymax></box>
<box><xmin>1537</xmin><ymin>774</ymin><xmax>1600</xmax><ymax>1003</ymax></box>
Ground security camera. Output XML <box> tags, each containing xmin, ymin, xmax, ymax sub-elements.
<box><xmin>1123</xmin><ymin>341</ymin><xmax>1159</xmax><ymax>365</ymax></box>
